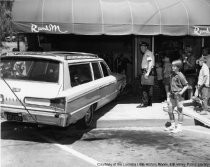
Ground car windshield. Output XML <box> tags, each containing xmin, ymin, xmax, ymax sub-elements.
<box><xmin>0</xmin><ymin>57</ymin><xmax>60</xmax><ymax>83</ymax></box>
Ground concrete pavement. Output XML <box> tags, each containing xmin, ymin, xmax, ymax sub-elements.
<box><xmin>94</xmin><ymin>96</ymin><xmax>196</xmax><ymax>128</ymax></box>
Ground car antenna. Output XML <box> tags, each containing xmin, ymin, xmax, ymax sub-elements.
<box><xmin>1</xmin><ymin>77</ymin><xmax>38</xmax><ymax>124</ymax></box>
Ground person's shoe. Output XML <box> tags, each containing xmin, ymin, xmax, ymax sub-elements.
<box><xmin>191</xmin><ymin>96</ymin><xmax>200</xmax><ymax>101</ymax></box>
<box><xmin>137</xmin><ymin>103</ymin><xmax>148</xmax><ymax>108</ymax></box>
<box><xmin>194</xmin><ymin>106</ymin><xmax>202</xmax><ymax>113</ymax></box>
<box><xmin>200</xmin><ymin>111</ymin><xmax>208</xmax><ymax>115</ymax></box>
<box><xmin>148</xmin><ymin>103</ymin><xmax>152</xmax><ymax>106</ymax></box>
<box><xmin>171</xmin><ymin>127</ymin><xmax>182</xmax><ymax>133</ymax></box>
<box><xmin>164</xmin><ymin>124</ymin><xmax>175</xmax><ymax>131</ymax></box>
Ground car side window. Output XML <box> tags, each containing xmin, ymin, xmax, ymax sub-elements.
<box><xmin>92</xmin><ymin>62</ymin><xmax>102</xmax><ymax>80</ymax></box>
<box><xmin>69</xmin><ymin>63</ymin><xmax>92</xmax><ymax>87</ymax></box>
<box><xmin>100</xmin><ymin>62</ymin><xmax>110</xmax><ymax>77</ymax></box>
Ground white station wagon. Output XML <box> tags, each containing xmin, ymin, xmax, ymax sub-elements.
<box><xmin>0</xmin><ymin>52</ymin><xmax>126</xmax><ymax>128</ymax></box>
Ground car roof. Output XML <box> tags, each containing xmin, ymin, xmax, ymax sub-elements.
<box><xmin>1</xmin><ymin>51</ymin><xmax>103</xmax><ymax>62</ymax></box>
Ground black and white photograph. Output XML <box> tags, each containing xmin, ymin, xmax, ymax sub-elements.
<box><xmin>0</xmin><ymin>0</ymin><xmax>210</xmax><ymax>166</ymax></box>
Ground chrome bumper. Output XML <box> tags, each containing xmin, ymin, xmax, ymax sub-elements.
<box><xmin>0</xmin><ymin>106</ymin><xmax>70</xmax><ymax>127</ymax></box>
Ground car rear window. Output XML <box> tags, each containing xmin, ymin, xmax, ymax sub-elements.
<box><xmin>0</xmin><ymin>57</ymin><xmax>60</xmax><ymax>83</ymax></box>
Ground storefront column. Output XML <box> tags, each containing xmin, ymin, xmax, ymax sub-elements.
<box><xmin>152</xmin><ymin>36</ymin><xmax>155</xmax><ymax>53</ymax></box>
<box><xmin>202</xmin><ymin>37</ymin><xmax>205</xmax><ymax>47</ymax></box>
<box><xmin>134</xmin><ymin>36</ymin><xmax>138</xmax><ymax>77</ymax></box>
<box><xmin>17</xmin><ymin>34</ymin><xmax>20</xmax><ymax>51</ymax></box>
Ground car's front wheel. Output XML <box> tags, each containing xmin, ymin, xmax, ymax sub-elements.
<box><xmin>77</xmin><ymin>105</ymin><xmax>94</xmax><ymax>129</ymax></box>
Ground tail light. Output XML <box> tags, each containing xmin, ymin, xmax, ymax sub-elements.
<box><xmin>24</xmin><ymin>97</ymin><xmax>66</xmax><ymax>111</ymax></box>
<box><xmin>24</xmin><ymin>97</ymin><xmax>50</xmax><ymax>106</ymax></box>
<box><xmin>50</xmin><ymin>97</ymin><xmax>66</xmax><ymax>110</ymax></box>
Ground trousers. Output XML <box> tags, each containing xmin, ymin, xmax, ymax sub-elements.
<box><xmin>198</xmin><ymin>86</ymin><xmax>209</xmax><ymax>111</ymax></box>
<box><xmin>142</xmin><ymin>85</ymin><xmax>153</xmax><ymax>106</ymax></box>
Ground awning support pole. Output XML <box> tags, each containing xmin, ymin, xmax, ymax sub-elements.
<box><xmin>17</xmin><ymin>34</ymin><xmax>20</xmax><ymax>51</ymax></box>
<box><xmin>134</xmin><ymin>36</ymin><xmax>138</xmax><ymax>77</ymax></box>
<box><xmin>202</xmin><ymin>37</ymin><xmax>204</xmax><ymax>47</ymax></box>
<box><xmin>152</xmin><ymin>36</ymin><xmax>155</xmax><ymax>53</ymax></box>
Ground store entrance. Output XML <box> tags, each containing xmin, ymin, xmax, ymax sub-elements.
<box><xmin>23</xmin><ymin>34</ymin><xmax>135</xmax><ymax>84</ymax></box>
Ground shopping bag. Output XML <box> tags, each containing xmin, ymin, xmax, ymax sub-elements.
<box><xmin>141</xmin><ymin>75</ymin><xmax>154</xmax><ymax>85</ymax></box>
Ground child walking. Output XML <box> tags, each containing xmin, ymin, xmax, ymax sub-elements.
<box><xmin>197</xmin><ymin>57</ymin><xmax>209</xmax><ymax>115</ymax></box>
<box><xmin>164</xmin><ymin>60</ymin><xmax>188</xmax><ymax>133</ymax></box>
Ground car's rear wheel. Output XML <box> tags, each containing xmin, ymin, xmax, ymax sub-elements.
<box><xmin>77</xmin><ymin>105</ymin><xmax>94</xmax><ymax>129</ymax></box>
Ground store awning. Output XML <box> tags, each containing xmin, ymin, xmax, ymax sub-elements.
<box><xmin>12</xmin><ymin>0</ymin><xmax>210</xmax><ymax>36</ymax></box>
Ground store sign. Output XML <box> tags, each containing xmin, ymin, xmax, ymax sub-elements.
<box><xmin>31</xmin><ymin>24</ymin><xmax>68</xmax><ymax>33</ymax></box>
<box><xmin>193</xmin><ymin>26</ymin><xmax>210</xmax><ymax>36</ymax></box>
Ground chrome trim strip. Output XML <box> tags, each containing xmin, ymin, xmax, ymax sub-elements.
<box><xmin>67</xmin><ymin>87</ymin><xmax>100</xmax><ymax>103</ymax></box>
<box><xmin>0</xmin><ymin>105</ymin><xmax>64</xmax><ymax>113</ymax></box>
<box><xmin>99</xmin><ymin>82</ymin><xmax>116</xmax><ymax>89</ymax></box>
<box><xmin>70</xmin><ymin>90</ymin><xmax>119</xmax><ymax>115</ymax></box>
<box><xmin>67</xmin><ymin>82</ymin><xmax>116</xmax><ymax>103</ymax></box>
<box><xmin>70</xmin><ymin>100</ymin><xmax>100</xmax><ymax>115</ymax></box>
<box><xmin>1</xmin><ymin>107</ymin><xmax>57</xmax><ymax>116</ymax></box>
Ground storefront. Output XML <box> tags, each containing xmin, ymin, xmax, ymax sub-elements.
<box><xmin>12</xmin><ymin>0</ymin><xmax>210</xmax><ymax>93</ymax></box>
<box><xmin>18</xmin><ymin>33</ymin><xmax>134</xmax><ymax>83</ymax></box>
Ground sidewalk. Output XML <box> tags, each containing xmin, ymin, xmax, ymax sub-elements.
<box><xmin>183</xmin><ymin>100</ymin><xmax>210</xmax><ymax>127</ymax></box>
<box><xmin>95</xmin><ymin>96</ymin><xmax>196</xmax><ymax>128</ymax></box>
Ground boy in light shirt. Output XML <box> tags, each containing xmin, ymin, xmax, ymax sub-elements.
<box><xmin>164</xmin><ymin>60</ymin><xmax>188</xmax><ymax>133</ymax></box>
<box><xmin>201</xmin><ymin>48</ymin><xmax>210</xmax><ymax>68</ymax></box>
<box><xmin>197</xmin><ymin>57</ymin><xmax>210</xmax><ymax>115</ymax></box>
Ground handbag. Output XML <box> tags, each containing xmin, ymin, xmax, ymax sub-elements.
<box><xmin>141</xmin><ymin>68</ymin><xmax>154</xmax><ymax>85</ymax></box>
<box><xmin>141</xmin><ymin>75</ymin><xmax>154</xmax><ymax>85</ymax></box>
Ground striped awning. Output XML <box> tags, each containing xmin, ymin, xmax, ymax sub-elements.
<box><xmin>12</xmin><ymin>0</ymin><xmax>210</xmax><ymax>36</ymax></box>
